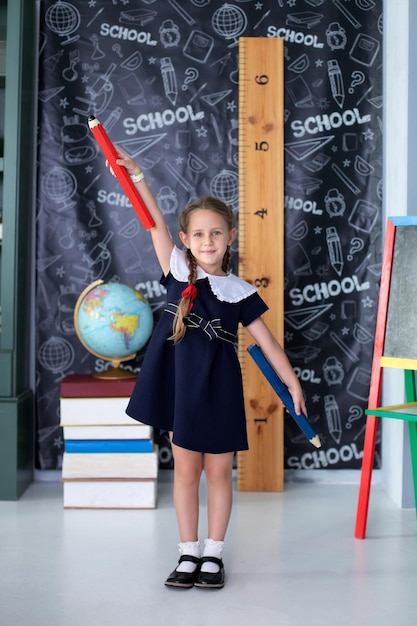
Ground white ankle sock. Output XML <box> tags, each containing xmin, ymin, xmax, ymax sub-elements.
<box><xmin>200</xmin><ymin>538</ymin><xmax>224</xmax><ymax>573</ymax></box>
<box><xmin>176</xmin><ymin>541</ymin><xmax>200</xmax><ymax>573</ymax></box>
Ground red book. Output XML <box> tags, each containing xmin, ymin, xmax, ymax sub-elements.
<box><xmin>60</xmin><ymin>374</ymin><xmax>137</xmax><ymax>399</ymax></box>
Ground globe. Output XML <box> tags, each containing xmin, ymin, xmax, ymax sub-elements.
<box><xmin>45</xmin><ymin>1</ymin><xmax>80</xmax><ymax>39</ymax></box>
<box><xmin>38</xmin><ymin>336</ymin><xmax>75</xmax><ymax>374</ymax></box>
<box><xmin>74</xmin><ymin>280</ymin><xmax>154</xmax><ymax>379</ymax></box>
<box><xmin>42</xmin><ymin>167</ymin><xmax>76</xmax><ymax>204</ymax></box>
<box><xmin>210</xmin><ymin>169</ymin><xmax>239</xmax><ymax>206</ymax></box>
<box><xmin>212</xmin><ymin>4</ymin><xmax>247</xmax><ymax>42</ymax></box>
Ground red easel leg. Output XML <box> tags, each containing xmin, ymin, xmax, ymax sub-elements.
<box><xmin>355</xmin><ymin>414</ymin><xmax>379</xmax><ymax>539</ymax></box>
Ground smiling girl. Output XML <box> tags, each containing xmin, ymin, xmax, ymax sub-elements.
<box><xmin>107</xmin><ymin>147</ymin><xmax>306</xmax><ymax>590</ymax></box>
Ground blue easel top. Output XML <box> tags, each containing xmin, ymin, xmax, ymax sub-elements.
<box><xmin>389</xmin><ymin>216</ymin><xmax>417</xmax><ymax>226</ymax></box>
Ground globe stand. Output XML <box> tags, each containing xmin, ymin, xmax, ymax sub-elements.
<box><xmin>94</xmin><ymin>356</ymin><xmax>137</xmax><ymax>380</ymax></box>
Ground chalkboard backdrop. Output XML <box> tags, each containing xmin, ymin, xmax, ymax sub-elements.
<box><xmin>36</xmin><ymin>0</ymin><xmax>383</xmax><ymax>471</ymax></box>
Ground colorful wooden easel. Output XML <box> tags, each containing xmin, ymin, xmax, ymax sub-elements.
<box><xmin>355</xmin><ymin>216</ymin><xmax>417</xmax><ymax>539</ymax></box>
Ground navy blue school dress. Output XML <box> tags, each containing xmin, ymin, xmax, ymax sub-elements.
<box><xmin>126</xmin><ymin>246</ymin><xmax>268</xmax><ymax>453</ymax></box>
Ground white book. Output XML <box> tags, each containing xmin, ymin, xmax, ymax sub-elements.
<box><xmin>63</xmin><ymin>479</ymin><xmax>157</xmax><ymax>509</ymax></box>
<box><xmin>60</xmin><ymin>397</ymin><xmax>137</xmax><ymax>426</ymax></box>
<box><xmin>62</xmin><ymin>451</ymin><xmax>159</xmax><ymax>480</ymax></box>
<box><xmin>62</xmin><ymin>424</ymin><xmax>153</xmax><ymax>440</ymax></box>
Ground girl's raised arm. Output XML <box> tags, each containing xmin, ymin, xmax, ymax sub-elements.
<box><xmin>109</xmin><ymin>146</ymin><xmax>174</xmax><ymax>275</ymax></box>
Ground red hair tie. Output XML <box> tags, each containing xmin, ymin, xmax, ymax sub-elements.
<box><xmin>181</xmin><ymin>284</ymin><xmax>197</xmax><ymax>314</ymax></box>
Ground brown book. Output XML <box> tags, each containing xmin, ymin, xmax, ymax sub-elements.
<box><xmin>60</xmin><ymin>374</ymin><xmax>137</xmax><ymax>399</ymax></box>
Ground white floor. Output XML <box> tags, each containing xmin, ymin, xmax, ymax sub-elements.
<box><xmin>1</xmin><ymin>471</ymin><xmax>416</xmax><ymax>626</ymax></box>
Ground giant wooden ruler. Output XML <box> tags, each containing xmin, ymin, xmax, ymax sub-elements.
<box><xmin>237</xmin><ymin>37</ymin><xmax>284</xmax><ymax>492</ymax></box>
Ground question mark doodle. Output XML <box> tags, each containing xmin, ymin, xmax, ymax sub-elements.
<box><xmin>347</xmin><ymin>237</ymin><xmax>364</xmax><ymax>261</ymax></box>
<box><xmin>112</xmin><ymin>44</ymin><xmax>123</xmax><ymax>58</ymax></box>
<box><xmin>346</xmin><ymin>405</ymin><xmax>363</xmax><ymax>429</ymax></box>
<box><xmin>182</xmin><ymin>67</ymin><xmax>199</xmax><ymax>90</ymax></box>
<box><xmin>348</xmin><ymin>71</ymin><xmax>365</xmax><ymax>94</ymax></box>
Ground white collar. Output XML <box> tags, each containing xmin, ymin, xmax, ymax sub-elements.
<box><xmin>170</xmin><ymin>246</ymin><xmax>257</xmax><ymax>304</ymax></box>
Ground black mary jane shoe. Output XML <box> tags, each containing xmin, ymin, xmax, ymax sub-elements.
<box><xmin>194</xmin><ymin>556</ymin><xmax>225</xmax><ymax>589</ymax></box>
<box><xmin>164</xmin><ymin>555</ymin><xmax>201</xmax><ymax>588</ymax></box>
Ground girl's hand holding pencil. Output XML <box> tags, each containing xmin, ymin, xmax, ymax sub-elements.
<box><xmin>87</xmin><ymin>115</ymin><xmax>155</xmax><ymax>230</ymax></box>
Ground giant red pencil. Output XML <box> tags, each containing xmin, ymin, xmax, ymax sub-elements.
<box><xmin>88</xmin><ymin>115</ymin><xmax>155</xmax><ymax>230</ymax></box>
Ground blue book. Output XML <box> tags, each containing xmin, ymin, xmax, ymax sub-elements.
<box><xmin>247</xmin><ymin>344</ymin><xmax>321</xmax><ymax>448</ymax></box>
<box><xmin>64</xmin><ymin>439</ymin><xmax>154</xmax><ymax>453</ymax></box>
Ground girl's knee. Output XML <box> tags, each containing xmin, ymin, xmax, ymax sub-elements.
<box><xmin>172</xmin><ymin>446</ymin><xmax>203</xmax><ymax>483</ymax></box>
<box><xmin>175</xmin><ymin>464</ymin><xmax>202</xmax><ymax>485</ymax></box>
<box><xmin>204</xmin><ymin>454</ymin><xmax>234</xmax><ymax>485</ymax></box>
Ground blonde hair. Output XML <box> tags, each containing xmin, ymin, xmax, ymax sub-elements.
<box><xmin>170</xmin><ymin>197</ymin><xmax>234</xmax><ymax>343</ymax></box>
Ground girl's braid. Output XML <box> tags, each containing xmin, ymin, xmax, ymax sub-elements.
<box><xmin>170</xmin><ymin>249</ymin><xmax>198</xmax><ymax>343</ymax></box>
<box><xmin>222</xmin><ymin>246</ymin><xmax>231</xmax><ymax>274</ymax></box>
<box><xmin>187</xmin><ymin>248</ymin><xmax>198</xmax><ymax>285</ymax></box>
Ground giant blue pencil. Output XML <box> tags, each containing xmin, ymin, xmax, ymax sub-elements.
<box><xmin>247</xmin><ymin>344</ymin><xmax>322</xmax><ymax>448</ymax></box>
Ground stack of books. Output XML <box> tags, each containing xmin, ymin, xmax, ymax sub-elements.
<box><xmin>60</xmin><ymin>374</ymin><xmax>158</xmax><ymax>509</ymax></box>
